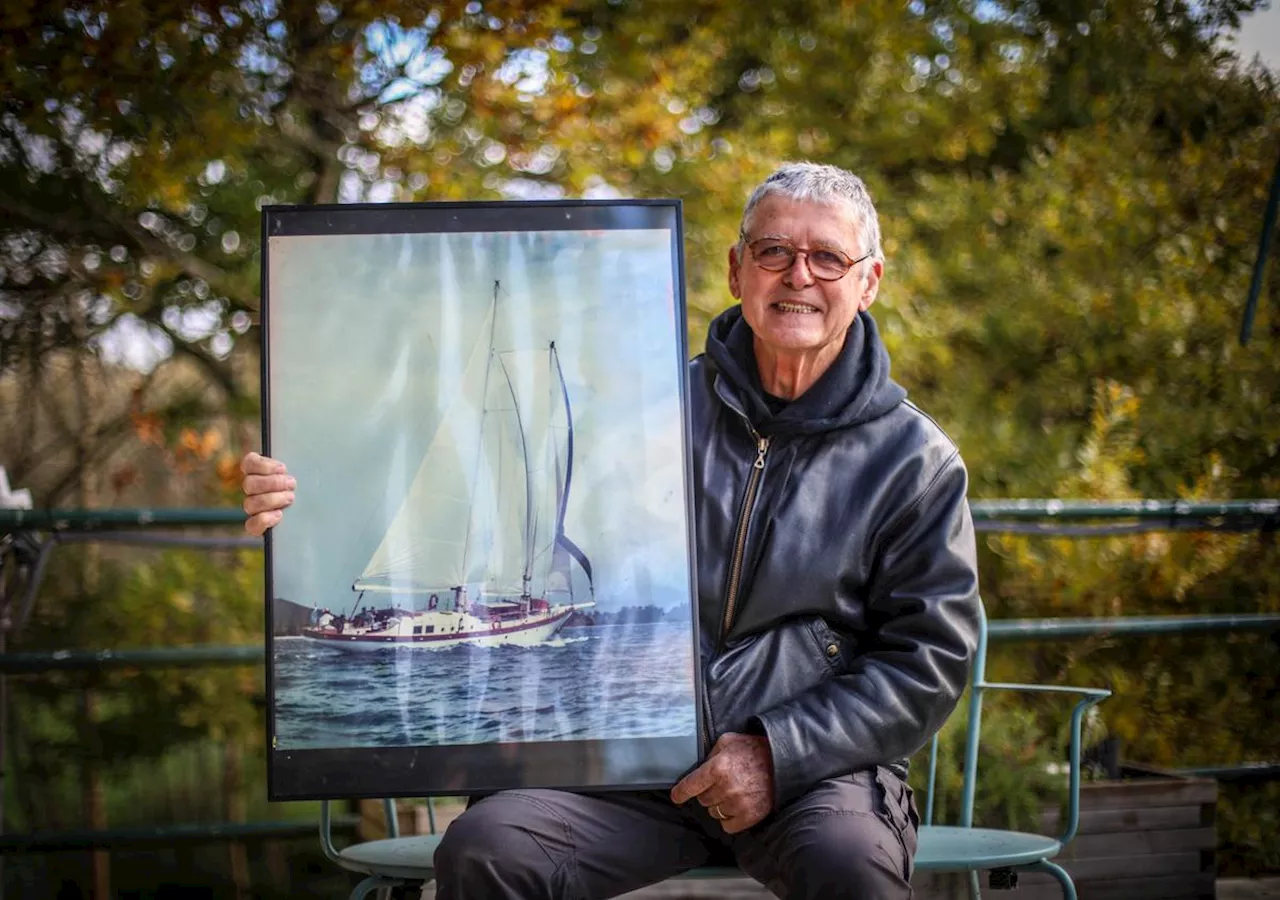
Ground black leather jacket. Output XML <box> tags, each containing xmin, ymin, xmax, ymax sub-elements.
<box><xmin>693</xmin><ymin>307</ymin><xmax>981</xmax><ymax>808</ymax></box>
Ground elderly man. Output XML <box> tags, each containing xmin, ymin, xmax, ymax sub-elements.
<box><xmin>242</xmin><ymin>162</ymin><xmax>981</xmax><ymax>898</ymax></box>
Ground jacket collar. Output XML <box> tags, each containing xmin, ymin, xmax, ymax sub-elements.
<box><xmin>704</xmin><ymin>305</ymin><xmax>907</xmax><ymax>436</ymax></box>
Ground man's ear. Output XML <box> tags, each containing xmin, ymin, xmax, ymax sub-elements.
<box><xmin>859</xmin><ymin>259</ymin><xmax>883</xmax><ymax>312</ymax></box>
<box><xmin>728</xmin><ymin>245</ymin><xmax>742</xmax><ymax>300</ymax></box>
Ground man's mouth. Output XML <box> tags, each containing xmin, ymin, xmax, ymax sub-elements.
<box><xmin>771</xmin><ymin>301</ymin><xmax>821</xmax><ymax>314</ymax></box>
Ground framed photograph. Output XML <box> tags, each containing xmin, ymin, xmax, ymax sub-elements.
<box><xmin>261</xmin><ymin>200</ymin><xmax>702</xmax><ymax>800</ymax></box>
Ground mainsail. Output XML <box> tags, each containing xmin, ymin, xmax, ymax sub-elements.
<box><xmin>354</xmin><ymin>283</ymin><xmax>593</xmax><ymax>607</ymax></box>
<box><xmin>355</xmin><ymin>301</ymin><xmax>493</xmax><ymax>594</ymax></box>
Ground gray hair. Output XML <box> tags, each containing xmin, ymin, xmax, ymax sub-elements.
<box><xmin>739</xmin><ymin>162</ymin><xmax>883</xmax><ymax>262</ymax></box>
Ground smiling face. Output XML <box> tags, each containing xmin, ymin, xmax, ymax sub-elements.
<box><xmin>729</xmin><ymin>194</ymin><xmax>882</xmax><ymax>387</ymax></box>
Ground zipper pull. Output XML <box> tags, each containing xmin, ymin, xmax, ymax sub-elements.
<box><xmin>754</xmin><ymin>436</ymin><xmax>770</xmax><ymax>469</ymax></box>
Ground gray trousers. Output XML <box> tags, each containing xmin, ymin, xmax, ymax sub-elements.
<box><xmin>433</xmin><ymin>766</ymin><xmax>918</xmax><ymax>899</ymax></box>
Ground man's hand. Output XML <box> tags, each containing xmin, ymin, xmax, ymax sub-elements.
<box><xmin>241</xmin><ymin>452</ymin><xmax>295</xmax><ymax>536</ymax></box>
<box><xmin>670</xmin><ymin>732</ymin><xmax>775</xmax><ymax>834</ymax></box>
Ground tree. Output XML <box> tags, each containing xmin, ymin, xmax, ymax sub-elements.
<box><xmin>0</xmin><ymin>1</ymin><xmax>597</xmax><ymax>504</ymax></box>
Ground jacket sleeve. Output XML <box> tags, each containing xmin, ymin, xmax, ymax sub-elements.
<box><xmin>750</xmin><ymin>451</ymin><xmax>982</xmax><ymax>808</ymax></box>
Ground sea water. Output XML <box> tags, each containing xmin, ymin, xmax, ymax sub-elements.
<box><xmin>271</xmin><ymin>622</ymin><xmax>697</xmax><ymax>749</ymax></box>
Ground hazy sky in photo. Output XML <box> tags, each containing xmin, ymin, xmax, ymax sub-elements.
<box><xmin>267</xmin><ymin>227</ymin><xmax>692</xmax><ymax>615</ymax></box>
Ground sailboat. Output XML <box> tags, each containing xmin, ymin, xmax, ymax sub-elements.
<box><xmin>301</xmin><ymin>281</ymin><xmax>596</xmax><ymax>650</ymax></box>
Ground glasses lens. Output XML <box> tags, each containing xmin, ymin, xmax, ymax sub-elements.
<box><xmin>808</xmin><ymin>250</ymin><xmax>851</xmax><ymax>280</ymax></box>
<box><xmin>751</xmin><ymin>240</ymin><xmax>795</xmax><ymax>271</ymax></box>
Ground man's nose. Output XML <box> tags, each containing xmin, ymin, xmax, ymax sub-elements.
<box><xmin>782</xmin><ymin>251</ymin><xmax>816</xmax><ymax>288</ymax></box>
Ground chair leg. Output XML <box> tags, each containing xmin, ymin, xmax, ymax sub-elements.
<box><xmin>350</xmin><ymin>874</ymin><xmax>404</xmax><ymax>900</ymax></box>
<box><xmin>1023</xmin><ymin>860</ymin><xmax>1077</xmax><ymax>900</ymax></box>
<box><xmin>967</xmin><ymin>869</ymin><xmax>982</xmax><ymax>899</ymax></box>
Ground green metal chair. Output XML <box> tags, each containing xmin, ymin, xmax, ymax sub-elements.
<box><xmin>318</xmin><ymin>603</ymin><xmax>1110</xmax><ymax>899</ymax></box>
<box><xmin>319</xmin><ymin>798</ymin><xmax>432</xmax><ymax>900</ymax></box>
<box><xmin>913</xmin><ymin>604</ymin><xmax>1112</xmax><ymax>898</ymax></box>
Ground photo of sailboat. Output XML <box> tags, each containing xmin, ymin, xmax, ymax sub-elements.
<box><xmin>300</xmin><ymin>281</ymin><xmax>596</xmax><ymax>650</ymax></box>
<box><xmin>265</xmin><ymin>212</ymin><xmax>700</xmax><ymax>795</ymax></box>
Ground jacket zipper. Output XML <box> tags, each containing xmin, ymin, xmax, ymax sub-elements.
<box><xmin>719</xmin><ymin>431</ymin><xmax>770</xmax><ymax>646</ymax></box>
<box><xmin>702</xmin><ymin>423</ymin><xmax>770</xmax><ymax>755</ymax></box>
<box><xmin>701</xmin><ymin>686</ymin><xmax>721</xmax><ymax>757</ymax></box>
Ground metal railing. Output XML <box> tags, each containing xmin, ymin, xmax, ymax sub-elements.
<box><xmin>1</xmin><ymin>501</ymin><xmax>1277</xmax><ymax>863</ymax></box>
<box><xmin>3</xmin><ymin>498</ymin><xmax>1276</xmax><ymax>531</ymax></box>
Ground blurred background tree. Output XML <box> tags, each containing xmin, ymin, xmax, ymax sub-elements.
<box><xmin>1</xmin><ymin>0</ymin><xmax>1277</xmax><ymax>890</ymax></box>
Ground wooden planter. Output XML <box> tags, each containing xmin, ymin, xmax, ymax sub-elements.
<box><xmin>915</xmin><ymin>767</ymin><xmax>1218</xmax><ymax>899</ymax></box>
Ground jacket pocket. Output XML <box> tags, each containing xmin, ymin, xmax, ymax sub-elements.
<box><xmin>874</xmin><ymin>766</ymin><xmax>919</xmax><ymax>882</ymax></box>
<box><xmin>805</xmin><ymin>617</ymin><xmax>848</xmax><ymax>675</ymax></box>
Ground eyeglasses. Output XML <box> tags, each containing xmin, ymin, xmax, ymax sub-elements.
<box><xmin>740</xmin><ymin>234</ymin><xmax>874</xmax><ymax>281</ymax></box>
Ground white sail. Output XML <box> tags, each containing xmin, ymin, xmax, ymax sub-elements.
<box><xmin>355</xmin><ymin>305</ymin><xmax>493</xmax><ymax>594</ymax></box>
<box><xmin>355</xmin><ymin>287</ymin><xmax>587</xmax><ymax>609</ymax></box>
<box><xmin>479</xmin><ymin>348</ymin><xmax>557</xmax><ymax>597</ymax></box>
<box><xmin>535</xmin><ymin>346</ymin><xmax>573</xmax><ymax>601</ymax></box>
<box><xmin>477</xmin><ymin>367</ymin><xmax>528</xmax><ymax>596</ymax></box>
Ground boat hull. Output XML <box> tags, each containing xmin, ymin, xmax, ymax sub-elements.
<box><xmin>299</xmin><ymin>606</ymin><xmax>579</xmax><ymax>652</ymax></box>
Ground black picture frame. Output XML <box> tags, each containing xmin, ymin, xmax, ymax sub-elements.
<box><xmin>260</xmin><ymin>200</ymin><xmax>703</xmax><ymax>801</ymax></box>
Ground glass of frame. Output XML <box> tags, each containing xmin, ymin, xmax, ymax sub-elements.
<box><xmin>261</xmin><ymin>200</ymin><xmax>702</xmax><ymax>800</ymax></box>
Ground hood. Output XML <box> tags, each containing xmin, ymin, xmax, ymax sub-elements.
<box><xmin>704</xmin><ymin>305</ymin><xmax>907</xmax><ymax>436</ymax></box>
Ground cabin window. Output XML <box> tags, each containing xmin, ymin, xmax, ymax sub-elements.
<box><xmin>423</xmin><ymin>625</ymin><xmax>434</xmax><ymax>634</ymax></box>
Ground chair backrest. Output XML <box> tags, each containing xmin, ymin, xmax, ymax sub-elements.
<box><xmin>920</xmin><ymin>600</ymin><xmax>1110</xmax><ymax>845</ymax></box>
<box><xmin>320</xmin><ymin>798</ymin><xmax>401</xmax><ymax>863</ymax></box>
<box><xmin>921</xmin><ymin>599</ymin><xmax>988</xmax><ymax>828</ymax></box>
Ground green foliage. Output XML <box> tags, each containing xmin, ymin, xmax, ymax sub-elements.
<box><xmin>13</xmin><ymin>547</ymin><xmax>264</xmax><ymax>780</ymax></box>
<box><xmin>909</xmin><ymin>692</ymin><xmax>1068</xmax><ymax>833</ymax></box>
<box><xmin>977</xmin><ymin>372</ymin><xmax>1280</xmax><ymax>770</ymax></box>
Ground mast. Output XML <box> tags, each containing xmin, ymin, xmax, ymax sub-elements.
<box><xmin>457</xmin><ymin>279</ymin><xmax>502</xmax><ymax>607</ymax></box>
